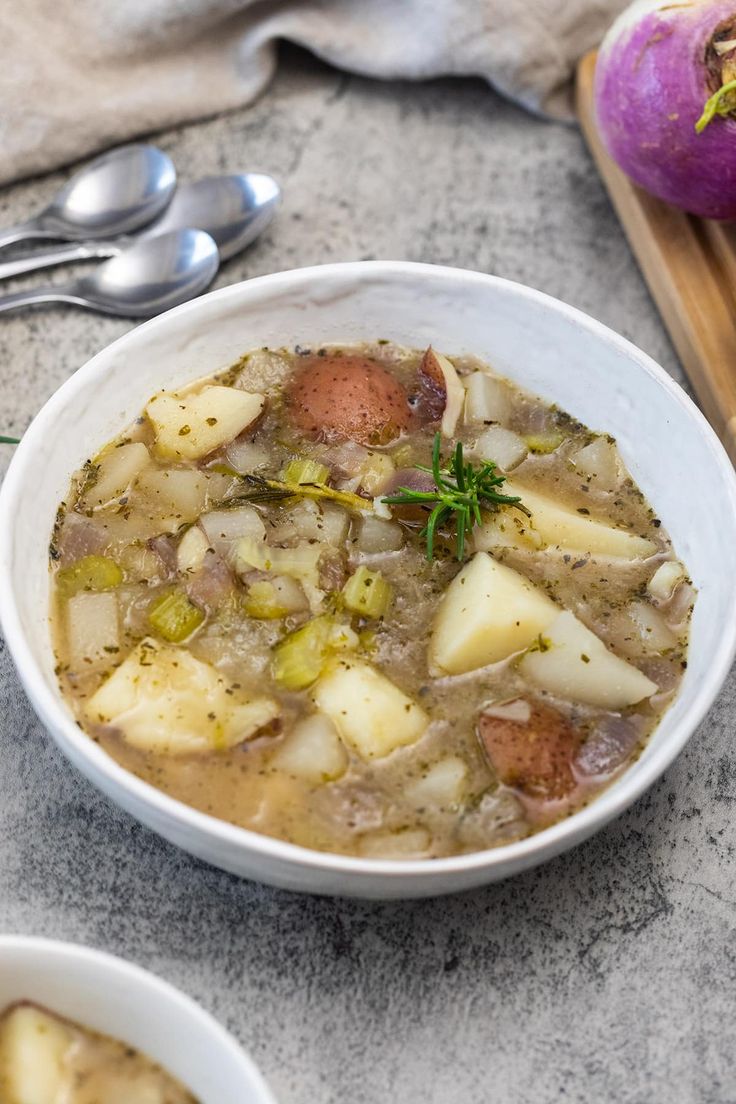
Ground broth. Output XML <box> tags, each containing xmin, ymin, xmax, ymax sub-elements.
<box><xmin>50</xmin><ymin>342</ymin><xmax>692</xmax><ymax>859</ymax></box>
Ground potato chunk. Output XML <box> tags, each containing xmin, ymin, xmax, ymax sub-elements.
<box><xmin>271</xmin><ymin>713</ymin><xmax>348</xmax><ymax>782</ymax></box>
<box><xmin>406</xmin><ymin>757</ymin><xmax>468</xmax><ymax>808</ymax></box>
<box><xmin>505</xmin><ymin>481</ymin><xmax>656</xmax><ymax>559</ymax></box>
<box><xmin>66</xmin><ymin>591</ymin><xmax>120</xmax><ymax>670</ymax></box>
<box><xmin>146</xmin><ymin>385</ymin><xmax>265</xmax><ymax>460</ymax></box>
<box><xmin>428</xmin><ymin>553</ymin><xmax>558</xmax><ymax>675</ymax></box>
<box><xmin>0</xmin><ymin>1004</ymin><xmax>74</xmax><ymax>1104</ymax></box>
<box><xmin>85</xmin><ymin>637</ymin><xmax>279</xmax><ymax>754</ymax></box>
<box><xmin>84</xmin><ymin>441</ymin><xmax>150</xmax><ymax>509</ymax></box>
<box><xmin>312</xmin><ymin>659</ymin><xmax>427</xmax><ymax>759</ymax></box>
<box><xmin>519</xmin><ymin>611</ymin><xmax>657</xmax><ymax>709</ymax></box>
<box><xmin>479</xmin><ymin>700</ymin><xmax>582</xmax><ymax>800</ymax></box>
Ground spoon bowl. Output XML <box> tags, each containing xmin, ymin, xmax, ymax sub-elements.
<box><xmin>0</xmin><ymin>229</ymin><xmax>220</xmax><ymax>318</ymax></box>
<box><xmin>0</xmin><ymin>145</ymin><xmax>176</xmax><ymax>249</ymax></box>
<box><xmin>141</xmin><ymin>173</ymin><xmax>281</xmax><ymax>260</ymax></box>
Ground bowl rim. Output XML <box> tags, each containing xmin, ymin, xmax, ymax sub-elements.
<box><xmin>0</xmin><ymin>934</ymin><xmax>276</xmax><ymax>1102</ymax></box>
<box><xmin>1</xmin><ymin>259</ymin><xmax>735</xmax><ymax>884</ymax></box>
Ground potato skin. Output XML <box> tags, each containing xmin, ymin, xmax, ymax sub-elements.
<box><xmin>285</xmin><ymin>355</ymin><xmax>412</xmax><ymax>445</ymax></box>
<box><xmin>478</xmin><ymin>700</ymin><xmax>583</xmax><ymax>801</ymax></box>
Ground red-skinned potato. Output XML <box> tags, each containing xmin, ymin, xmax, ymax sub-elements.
<box><xmin>285</xmin><ymin>355</ymin><xmax>412</xmax><ymax>445</ymax></box>
<box><xmin>478</xmin><ymin>699</ymin><xmax>583</xmax><ymax>802</ymax></box>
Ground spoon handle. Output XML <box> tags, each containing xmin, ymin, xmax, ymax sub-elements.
<box><xmin>0</xmin><ymin>220</ymin><xmax>45</xmax><ymax>250</ymax></box>
<box><xmin>0</xmin><ymin>240</ymin><xmax>120</xmax><ymax>281</ymax></box>
<box><xmin>0</xmin><ymin>285</ymin><xmax>82</xmax><ymax>314</ymax></box>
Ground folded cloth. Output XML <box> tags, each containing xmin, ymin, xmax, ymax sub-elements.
<box><xmin>0</xmin><ymin>0</ymin><xmax>627</xmax><ymax>187</ymax></box>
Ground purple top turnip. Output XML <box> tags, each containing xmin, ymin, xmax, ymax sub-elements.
<box><xmin>595</xmin><ymin>0</ymin><xmax>736</xmax><ymax>220</ymax></box>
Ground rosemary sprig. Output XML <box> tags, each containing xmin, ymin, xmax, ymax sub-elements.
<box><xmin>382</xmin><ymin>432</ymin><xmax>529</xmax><ymax>561</ymax></box>
<box><xmin>0</xmin><ymin>435</ymin><xmax>20</xmax><ymax>445</ymax></box>
<box><xmin>228</xmin><ymin>473</ymin><xmax>372</xmax><ymax>512</ymax></box>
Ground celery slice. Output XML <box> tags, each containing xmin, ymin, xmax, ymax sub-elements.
<box><xmin>272</xmin><ymin>617</ymin><xmax>333</xmax><ymax>690</ymax></box>
<box><xmin>56</xmin><ymin>555</ymin><xmax>122</xmax><ymax>599</ymax></box>
<box><xmin>244</xmin><ymin>580</ymin><xmax>293</xmax><ymax>620</ymax></box>
<box><xmin>342</xmin><ymin>566</ymin><xmax>393</xmax><ymax>619</ymax></box>
<box><xmin>148</xmin><ymin>587</ymin><xmax>205</xmax><ymax>642</ymax></box>
<box><xmin>282</xmin><ymin>458</ymin><xmax>331</xmax><ymax>485</ymax></box>
<box><xmin>272</xmin><ymin>615</ymin><xmax>357</xmax><ymax>690</ymax></box>
<box><xmin>524</xmin><ymin>432</ymin><xmax>565</xmax><ymax>455</ymax></box>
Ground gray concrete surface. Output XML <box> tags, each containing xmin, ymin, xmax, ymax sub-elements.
<box><xmin>0</xmin><ymin>49</ymin><xmax>733</xmax><ymax>1104</ymax></box>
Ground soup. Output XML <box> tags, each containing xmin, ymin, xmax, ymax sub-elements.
<box><xmin>0</xmin><ymin>1002</ymin><xmax>196</xmax><ymax>1103</ymax></box>
<box><xmin>50</xmin><ymin>342</ymin><xmax>692</xmax><ymax>859</ymax></box>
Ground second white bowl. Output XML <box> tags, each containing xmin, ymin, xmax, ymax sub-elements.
<box><xmin>0</xmin><ymin>936</ymin><xmax>275</xmax><ymax>1103</ymax></box>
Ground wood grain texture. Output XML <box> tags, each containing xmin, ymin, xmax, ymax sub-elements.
<box><xmin>576</xmin><ymin>51</ymin><xmax>736</xmax><ymax>464</ymax></box>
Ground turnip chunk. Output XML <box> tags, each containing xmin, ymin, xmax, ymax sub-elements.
<box><xmin>355</xmin><ymin>514</ymin><xmax>404</xmax><ymax>554</ymax></box>
<box><xmin>358</xmin><ymin>827</ymin><xmax>432</xmax><ymax>859</ymax></box>
<box><xmin>312</xmin><ymin>659</ymin><xmax>428</xmax><ymax>759</ymax></box>
<box><xmin>83</xmin><ymin>441</ymin><xmax>151</xmax><ymax>508</ymax></box>
<box><xmin>463</xmin><ymin>372</ymin><xmax>512</xmax><ymax>425</ymax></box>
<box><xmin>200</xmin><ymin>505</ymin><xmax>266</xmax><ymax>558</ymax></box>
<box><xmin>146</xmin><ymin>385</ymin><xmax>265</xmax><ymax>461</ymax></box>
<box><xmin>135</xmin><ymin>468</ymin><xmax>213</xmax><ymax>525</ymax></box>
<box><xmin>628</xmin><ymin>600</ymin><xmax>678</xmax><ymax>653</ymax></box>
<box><xmin>176</xmin><ymin>525</ymin><xmax>210</xmax><ymax>574</ymax></box>
<box><xmin>66</xmin><ymin>591</ymin><xmax>120</xmax><ymax>669</ymax></box>
<box><xmin>648</xmin><ymin>560</ymin><xmax>686</xmax><ymax>602</ymax></box>
<box><xmin>474</xmin><ymin>426</ymin><xmax>528</xmax><ymax>471</ymax></box>
<box><xmin>504</xmin><ymin>481</ymin><xmax>657</xmax><ymax>559</ymax></box>
<box><xmin>519</xmin><ymin>611</ymin><xmax>657</xmax><ymax>709</ymax></box>
<box><xmin>406</xmin><ymin>757</ymin><xmax>468</xmax><ymax>808</ymax></box>
<box><xmin>85</xmin><ymin>637</ymin><xmax>279</xmax><ymax>754</ymax></box>
<box><xmin>224</xmin><ymin>436</ymin><xmax>270</xmax><ymax>474</ymax></box>
<box><xmin>0</xmin><ymin>1004</ymin><xmax>74</xmax><ymax>1103</ymax></box>
<box><xmin>572</xmin><ymin>436</ymin><xmax>620</xmax><ymax>490</ymax></box>
<box><xmin>271</xmin><ymin>713</ymin><xmax>348</xmax><ymax>782</ymax></box>
<box><xmin>428</xmin><ymin>553</ymin><xmax>558</xmax><ymax>676</ymax></box>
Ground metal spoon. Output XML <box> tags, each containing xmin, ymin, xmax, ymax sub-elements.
<box><xmin>0</xmin><ymin>173</ymin><xmax>279</xmax><ymax>280</ymax></box>
<box><xmin>0</xmin><ymin>229</ymin><xmax>219</xmax><ymax>318</ymax></box>
<box><xmin>0</xmin><ymin>145</ymin><xmax>177</xmax><ymax>251</ymax></box>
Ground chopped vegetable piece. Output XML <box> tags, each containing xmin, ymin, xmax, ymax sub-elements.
<box><xmin>518</xmin><ymin>610</ymin><xmax>657</xmax><ymax>709</ymax></box>
<box><xmin>0</xmin><ymin>1004</ymin><xmax>74</xmax><ymax>1103</ymax></box>
<box><xmin>146</xmin><ymin>385</ymin><xmax>265</xmax><ymax>461</ymax></box>
<box><xmin>478</xmin><ymin>699</ymin><xmax>582</xmax><ymax>802</ymax></box>
<box><xmin>56</xmin><ymin>555</ymin><xmax>122</xmax><ymax>598</ymax></box>
<box><xmin>648</xmin><ymin>560</ymin><xmax>686</xmax><ymax>602</ymax></box>
<box><xmin>271</xmin><ymin>713</ymin><xmax>348</xmax><ymax>782</ymax></box>
<box><xmin>85</xmin><ymin>637</ymin><xmax>279</xmax><ymax>754</ymax></box>
<box><xmin>148</xmin><ymin>587</ymin><xmax>205</xmax><ymax>642</ymax></box>
<box><xmin>66</xmin><ymin>591</ymin><xmax>120</xmax><ymax>670</ymax></box>
<box><xmin>244</xmin><ymin>577</ymin><xmax>307</xmax><ymax>619</ymax></box>
<box><xmin>282</xmin><ymin>457</ymin><xmax>331</xmax><ymax>485</ymax></box>
<box><xmin>272</xmin><ymin>615</ymin><xmax>357</xmax><ymax>690</ymax></box>
<box><xmin>463</xmin><ymin>371</ymin><xmax>512</xmax><ymax>424</ymax></box>
<box><xmin>429</xmin><ymin>552</ymin><xmax>558</xmax><ymax>675</ymax></box>
<box><xmin>312</xmin><ymin>659</ymin><xmax>427</xmax><ymax>759</ymax></box>
<box><xmin>504</xmin><ymin>480</ymin><xmax>657</xmax><ymax>559</ymax></box>
<box><xmin>342</xmin><ymin>566</ymin><xmax>392</xmax><ymax>619</ymax></box>
<box><xmin>406</xmin><ymin>757</ymin><xmax>468</xmax><ymax>808</ymax></box>
<box><xmin>524</xmin><ymin>432</ymin><xmax>565</xmax><ymax>454</ymax></box>
<box><xmin>176</xmin><ymin>526</ymin><xmax>210</xmax><ymax>574</ymax></box>
<box><xmin>83</xmin><ymin>441</ymin><xmax>150</xmax><ymax>508</ymax></box>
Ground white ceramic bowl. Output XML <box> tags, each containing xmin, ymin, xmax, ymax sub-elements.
<box><xmin>0</xmin><ymin>935</ymin><xmax>275</xmax><ymax>1103</ymax></box>
<box><xmin>1</xmin><ymin>261</ymin><xmax>735</xmax><ymax>898</ymax></box>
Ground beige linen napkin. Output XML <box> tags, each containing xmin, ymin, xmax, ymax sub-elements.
<box><xmin>0</xmin><ymin>0</ymin><xmax>626</xmax><ymax>186</ymax></box>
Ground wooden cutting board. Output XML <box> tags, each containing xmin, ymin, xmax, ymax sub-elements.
<box><xmin>576</xmin><ymin>50</ymin><xmax>736</xmax><ymax>464</ymax></box>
